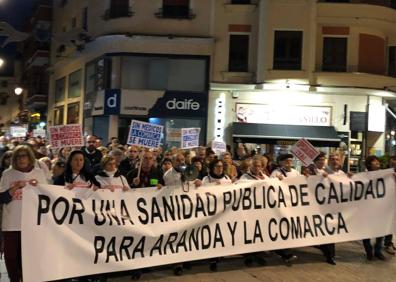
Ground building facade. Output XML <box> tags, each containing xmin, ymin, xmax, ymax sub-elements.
<box><xmin>48</xmin><ymin>0</ymin><xmax>396</xmax><ymax>166</ymax></box>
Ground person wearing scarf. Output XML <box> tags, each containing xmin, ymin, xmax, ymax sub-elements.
<box><xmin>96</xmin><ymin>155</ymin><xmax>129</xmax><ymax>191</ymax></box>
<box><xmin>0</xmin><ymin>145</ymin><xmax>47</xmax><ymax>282</ymax></box>
<box><xmin>239</xmin><ymin>158</ymin><xmax>269</xmax><ymax>181</ymax></box>
<box><xmin>202</xmin><ymin>159</ymin><xmax>232</xmax><ymax>186</ymax></box>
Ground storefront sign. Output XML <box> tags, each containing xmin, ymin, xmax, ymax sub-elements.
<box><xmin>104</xmin><ymin>89</ymin><xmax>121</xmax><ymax>115</ymax></box>
<box><xmin>236</xmin><ymin>104</ymin><xmax>331</xmax><ymax>126</ymax></box>
<box><xmin>127</xmin><ymin>120</ymin><xmax>163</xmax><ymax>148</ymax></box>
<box><xmin>181</xmin><ymin>128</ymin><xmax>200</xmax><ymax>149</ymax></box>
<box><xmin>291</xmin><ymin>139</ymin><xmax>320</xmax><ymax>166</ymax></box>
<box><xmin>22</xmin><ymin>169</ymin><xmax>396</xmax><ymax>281</ymax></box>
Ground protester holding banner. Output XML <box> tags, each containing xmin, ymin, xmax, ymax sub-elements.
<box><xmin>362</xmin><ymin>155</ymin><xmax>386</xmax><ymax>261</ymax></box>
<box><xmin>270</xmin><ymin>154</ymin><xmax>301</xmax><ymax>179</ymax></box>
<box><xmin>202</xmin><ymin>159</ymin><xmax>232</xmax><ymax>186</ymax></box>
<box><xmin>95</xmin><ymin>155</ymin><xmax>129</xmax><ymax>191</ymax></box>
<box><xmin>54</xmin><ymin>150</ymin><xmax>100</xmax><ymax>190</ymax></box>
<box><xmin>0</xmin><ymin>145</ymin><xmax>48</xmax><ymax>282</ymax></box>
<box><xmin>306</xmin><ymin>152</ymin><xmax>336</xmax><ymax>265</ymax></box>
<box><xmin>222</xmin><ymin>152</ymin><xmax>238</xmax><ymax>181</ymax></box>
<box><xmin>239</xmin><ymin>156</ymin><xmax>269</xmax><ymax>181</ymax></box>
<box><xmin>384</xmin><ymin>155</ymin><xmax>396</xmax><ymax>255</ymax></box>
<box><xmin>161</xmin><ymin>158</ymin><xmax>181</xmax><ymax>187</ymax></box>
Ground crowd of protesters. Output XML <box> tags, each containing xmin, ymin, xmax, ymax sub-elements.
<box><xmin>0</xmin><ymin>134</ymin><xmax>395</xmax><ymax>281</ymax></box>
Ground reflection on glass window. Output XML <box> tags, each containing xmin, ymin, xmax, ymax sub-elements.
<box><xmin>68</xmin><ymin>70</ymin><xmax>82</xmax><ymax>98</ymax></box>
<box><xmin>67</xmin><ymin>102</ymin><xmax>80</xmax><ymax>124</ymax></box>
<box><xmin>54</xmin><ymin>106</ymin><xmax>64</xmax><ymax>125</ymax></box>
<box><xmin>55</xmin><ymin>77</ymin><xmax>66</xmax><ymax>103</ymax></box>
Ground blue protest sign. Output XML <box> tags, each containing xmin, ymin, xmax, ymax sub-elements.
<box><xmin>181</xmin><ymin>128</ymin><xmax>200</xmax><ymax>149</ymax></box>
<box><xmin>127</xmin><ymin>120</ymin><xmax>164</xmax><ymax>148</ymax></box>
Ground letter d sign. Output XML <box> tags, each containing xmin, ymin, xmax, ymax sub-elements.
<box><xmin>104</xmin><ymin>89</ymin><xmax>121</xmax><ymax>115</ymax></box>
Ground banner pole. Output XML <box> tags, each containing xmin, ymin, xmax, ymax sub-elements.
<box><xmin>137</xmin><ymin>150</ymin><xmax>144</xmax><ymax>179</ymax></box>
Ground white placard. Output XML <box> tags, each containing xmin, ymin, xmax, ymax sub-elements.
<box><xmin>48</xmin><ymin>124</ymin><xmax>83</xmax><ymax>149</ymax></box>
<box><xmin>181</xmin><ymin>128</ymin><xmax>200</xmax><ymax>149</ymax></box>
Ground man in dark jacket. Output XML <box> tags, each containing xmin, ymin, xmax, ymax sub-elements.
<box><xmin>127</xmin><ymin>151</ymin><xmax>163</xmax><ymax>188</ymax></box>
<box><xmin>81</xmin><ymin>135</ymin><xmax>102</xmax><ymax>169</ymax></box>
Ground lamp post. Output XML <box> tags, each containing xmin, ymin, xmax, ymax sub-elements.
<box><xmin>14</xmin><ymin>87</ymin><xmax>23</xmax><ymax>95</ymax></box>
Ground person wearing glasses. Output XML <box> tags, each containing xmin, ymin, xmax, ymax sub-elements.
<box><xmin>202</xmin><ymin>159</ymin><xmax>232</xmax><ymax>186</ymax></box>
<box><xmin>127</xmin><ymin>151</ymin><xmax>164</xmax><ymax>188</ymax></box>
<box><xmin>0</xmin><ymin>145</ymin><xmax>48</xmax><ymax>282</ymax></box>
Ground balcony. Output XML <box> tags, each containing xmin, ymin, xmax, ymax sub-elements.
<box><xmin>318</xmin><ymin>0</ymin><xmax>396</xmax><ymax>33</ymax></box>
<box><xmin>314</xmin><ymin>65</ymin><xmax>396</xmax><ymax>89</ymax></box>
<box><xmin>318</xmin><ymin>0</ymin><xmax>396</xmax><ymax>9</ymax></box>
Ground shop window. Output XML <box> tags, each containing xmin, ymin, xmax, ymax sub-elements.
<box><xmin>158</xmin><ymin>0</ymin><xmax>193</xmax><ymax>19</ymax></box>
<box><xmin>388</xmin><ymin>46</ymin><xmax>396</xmax><ymax>77</ymax></box>
<box><xmin>54</xmin><ymin>106</ymin><xmax>64</xmax><ymax>125</ymax></box>
<box><xmin>68</xmin><ymin>69</ymin><xmax>82</xmax><ymax>98</ymax></box>
<box><xmin>322</xmin><ymin>37</ymin><xmax>347</xmax><ymax>72</ymax></box>
<box><xmin>85</xmin><ymin>58</ymin><xmax>111</xmax><ymax>115</ymax></box>
<box><xmin>273</xmin><ymin>31</ymin><xmax>302</xmax><ymax>70</ymax></box>
<box><xmin>228</xmin><ymin>34</ymin><xmax>249</xmax><ymax>72</ymax></box>
<box><xmin>55</xmin><ymin>77</ymin><xmax>66</xmax><ymax>103</ymax></box>
<box><xmin>67</xmin><ymin>102</ymin><xmax>80</xmax><ymax>124</ymax></box>
<box><xmin>121</xmin><ymin>56</ymin><xmax>207</xmax><ymax>91</ymax></box>
<box><xmin>82</xmin><ymin>7</ymin><xmax>88</xmax><ymax>30</ymax></box>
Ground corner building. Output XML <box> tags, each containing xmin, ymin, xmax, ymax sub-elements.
<box><xmin>48</xmin><ymin>0</ymin><xmax>212</xmax><ymax>145</ymax></box>
<box><xmin>209</xmin><ymin>0</ymin><xmax>396</xmax><ymax>170</ymax></box>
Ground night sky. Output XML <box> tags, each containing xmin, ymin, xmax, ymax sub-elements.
<box><xmin>0</xmin><ymin>0</ymin><xmax>34</xmax><ymax>76</ymax></box>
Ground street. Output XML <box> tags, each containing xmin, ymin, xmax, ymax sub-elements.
<box><xmin>108</xmin><ymin>241</ymin><xmax>396</xmax><ymax>282</ymax></box>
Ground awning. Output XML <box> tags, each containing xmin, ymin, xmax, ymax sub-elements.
<box><xmin>232</xmin><ymin>122</ymin><xmax>341</xmax><ymax>147</ymax></box>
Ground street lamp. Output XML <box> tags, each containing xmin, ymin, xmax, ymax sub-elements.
<box><xmin>0</xmin><ymin>58</ymin><xmax>4</xmax><ymax>68</ymax></box>
<box><xmin>14</xmin><ymin>87</ymin><xmax>23</xmax><ymax>95</ymax></box>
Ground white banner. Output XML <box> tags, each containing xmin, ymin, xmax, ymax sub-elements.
<box><xmin>22</xmin><ymin>170</ymin><xmax>396</xmax><ymax>281</ymax></box>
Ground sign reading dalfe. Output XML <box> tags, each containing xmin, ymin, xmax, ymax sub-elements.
<box><xmin>48</xmin><ymin>124</ymin><xmax>83</xmax><ymax>149</ymax></box>
<box><xmin>291</xmin><ymin>139</ymin><xmax>320</xmax><ymax>166</ymax></box>
<box><xmin>127</xmin><ymin>120</ymin><xmax>163</xmax><ymax>148</ymax></box>
<box><xmin>22</xmin><ymin>170</ymin><xmax>396</xmax><ymax>281</ymax></box>
<box><xmin>181</xmin><ymin>128</ymin><xmax>200</xmax><ymax>149</ymax></box>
